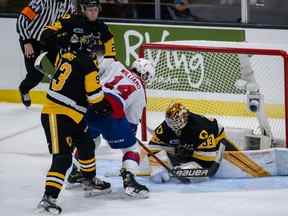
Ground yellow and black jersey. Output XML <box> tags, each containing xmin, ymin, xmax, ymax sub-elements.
<box><xmin>149</xmin><ymin>112</ymin><xmax>226</xmax><ymax>169</ymax></box>
<box><xmin>41</xmin><ymin>14</ymin><xmax>116</xmax><ymax>59</ymax></box>
<box><xmin>42</xmin><ymin>51</ymin><xmax>103</xmax><ymax>124</ymax></box>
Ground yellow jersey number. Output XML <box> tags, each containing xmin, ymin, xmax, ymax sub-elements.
<box><xmin>51</xmin><ymin>63</ymin><xmax>72</xmax><ymax>91</ymax></box>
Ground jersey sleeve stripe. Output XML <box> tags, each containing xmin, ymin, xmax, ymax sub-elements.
<box><xmin>104</xmin><ymin>38</ymin><xmax>116</xmax><ymax>57</ymax></box>
<box><xmin>87</xmin><ymin>91</ymin><xmax>104</xmax><ymax>104</ymax></box>
<box><xmin>86</xmin><ymin>87</ymin><xmax>102</xmax><ymax>97</ymax></box>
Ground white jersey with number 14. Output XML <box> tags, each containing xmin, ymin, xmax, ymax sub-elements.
<box><xmin>100</xmin><ymin>60</ymin><xmax>146</xmax><ymax>125</ymax></box>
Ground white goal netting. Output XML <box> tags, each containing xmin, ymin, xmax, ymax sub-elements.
<box><xmin>140</xmin><ymin>41</ymin><xmax>287</xmax><ymax>149</ymax></box>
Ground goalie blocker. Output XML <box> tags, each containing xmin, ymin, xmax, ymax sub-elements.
<box><xmin>148</xmin><ymin>102</ymin><xmax>237</xmax><ymax>183</ymax></box>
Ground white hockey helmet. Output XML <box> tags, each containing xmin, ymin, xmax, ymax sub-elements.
<box><xmin>131</xmin><ymin>58</ymin><xmax>155</xmax><ymax>84</ymax></box>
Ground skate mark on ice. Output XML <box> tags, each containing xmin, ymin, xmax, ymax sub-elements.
<box><xmin>0</xmin><ymin>124</ymin><xmax>41</xmax><ymax>143</ymax></box>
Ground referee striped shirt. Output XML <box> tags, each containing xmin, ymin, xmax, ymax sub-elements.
<box><xmin>16</xmin><ymin>0</ymin><xmax>75</xmax><ymax>43</ymax></box>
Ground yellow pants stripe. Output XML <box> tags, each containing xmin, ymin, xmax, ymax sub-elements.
<box><xmin>49</xmin><ymin>114</ymin><xmax>59</xmax><ymax>154</ymax></box>
<box><xmin>47</xmin><ymin>172</ymin><xmax>65</xmax><ymax>180</ymax></box>
<box><xmin>224</xmin><ymin>151</ymin><xmax>271</xmax><ymax>177</ymax></box>
<box><xmin>46</xmin><ymin>181</ymin><xmax>63</xmax><ymax>190</ymax></box>
<box><xmin>79</xmin><ymin>158</ymin><xmax>96</xmax><ymax>165</ymax></box>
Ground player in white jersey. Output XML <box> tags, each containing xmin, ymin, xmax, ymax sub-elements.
<box><xmin>68</xmin><ymin>58</ymin><xmax>155</xmax><ymax>198</ymax></box>
<box><xmin>100</xmin><ymin>59</ymin><xmax>148</xmax><ymax>126</ymax></box>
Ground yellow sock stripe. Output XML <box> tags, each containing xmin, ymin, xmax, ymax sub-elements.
<box><xmin>224</xmin><ymin>151</ymin><xmax>270</xmax><ymax>177</ymax></box>
<box><xmin>80</xmin><ymin>166</ymin><xmax>96</xmax><ymax>172</ymax></box>
<box><xmin>47</xmin><ymin>172</ymin><xmax>65</xmax><ymax>180</ymax></box>
<box><xmin>46</xmin><ymin>181</ymin><xmax>63</xmax><ymax>190</ymax></box>
<box><xmin>79</xmin><ymin>158</ymin><xmax>96</xmax><ymax>165</ymax></box>
<box><xmin>49</xmin><ymin>114</ymin><xmax>59</xmax><ymax>154</ymax></box>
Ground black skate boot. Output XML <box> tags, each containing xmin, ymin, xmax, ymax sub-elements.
<box><xmin>35</xmin><ymin>194</ymin><xmax>62</xmax><ymax>215</ymax></box>
<box><xmin>66</xmin><ymin>165</ymin><xmax>85</xmax><ymax>189</ymax></box>
<box><xmin>82</xmin><ymin>177</ymin><xmax>112</xmax><ymax>197</ymax></box>
<box><xmin>120</xmin><ymin>168</ymin><xmax>149</xmax><ymax>199</ymax></box>
<box><xmin>19</xmin><ymin>89</ymin><xmax>31</xmax><ymax>108</ymax></box>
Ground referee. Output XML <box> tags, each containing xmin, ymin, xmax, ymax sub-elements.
<box><xmin>16</xmin><ymin>0</ymin><xmax>75</xmax><ymax>107</ymax></box>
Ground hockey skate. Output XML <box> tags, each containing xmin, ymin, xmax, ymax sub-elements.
<box><xmin>82</xmin><ymin>177</ymin><xmax>112</xmax><ymax>197</ymax></box>
<box><xmin>35</xmin><ymin>194</ymin><xmax>61</xmax><ymax>215</ymax></box>
<box><xmin>120</xmin><ymin>168</ymin><xmax>149</xmax><ymax>199</ymax></box>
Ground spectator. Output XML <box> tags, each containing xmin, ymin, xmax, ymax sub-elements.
<box><xmin>175</xmin><ymin>0</ymin><xmax>200</xmax><ymax>20</ymax></box>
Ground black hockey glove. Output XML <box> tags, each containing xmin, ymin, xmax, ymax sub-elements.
<box><xmin>91</xmin><ymin>98</ymin><xmax>112</xmax><ymax>117</ymax></box>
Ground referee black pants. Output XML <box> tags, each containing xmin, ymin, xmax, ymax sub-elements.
<box><xmin>19</xmin><ymin>39</ymin><xmax>44</xmax><ymax>94</ymax></box>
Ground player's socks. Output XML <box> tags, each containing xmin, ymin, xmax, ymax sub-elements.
<box><xmin>82</xmin><ymin>177</ymin><xmax>112</xmax><ymax>197</ymax></box>
<box><xmin>120</xmin><ymin>168</ymin><xmax>149</xmax><ymax>199</ymax></box>
<box><xmin>35</xmin><ymin>194</ymin><xmax>62</xmax><ymax>215</ymax></box>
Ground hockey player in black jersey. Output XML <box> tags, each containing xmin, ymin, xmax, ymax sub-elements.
<box><xmin>35</xmin><ymin>32</ymin><xmax>112</xmax><ymax>214</ymax></box>
<box><xmin>42</xmin><ymin>0</ymin><xmax>116</xmax><ymax>65</ymax></box>
<box><xmin>148</xmin><ymin>102</ymin><xmax>236</xmax><ymax>183</ymax></box>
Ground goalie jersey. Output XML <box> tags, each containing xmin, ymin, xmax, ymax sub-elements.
<box><xmin>149</xmin><ymin>112</ymin><xmax>226</xmax><ymax>171</ymax></box>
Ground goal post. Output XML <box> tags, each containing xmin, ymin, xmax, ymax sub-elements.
<box><xmin>139</xmin><ymin>41</ymin><xmax>288</xmax><ymax>149</ymax></box>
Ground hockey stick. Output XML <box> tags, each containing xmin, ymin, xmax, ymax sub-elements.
<box><xmin>136</xmin><ymin>138</ymin><xmax>191</xmax><ymax>184</ymax></box>
<box><xmin>34</xmin><ymin>52</ymin><xmax>55</xmax><ymax>80</ymax></box>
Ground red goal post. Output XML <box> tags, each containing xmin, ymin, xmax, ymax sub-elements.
<box><xmin>139</xmin><ymin>41</ymin><xmax>288</xmax><ymax>148</ymax></box>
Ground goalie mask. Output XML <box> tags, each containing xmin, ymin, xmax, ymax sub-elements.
<box><xmin>165</xmin><ymin>102</ymin><xmax>189</xmax><ymax>132</ymax></box>
<box><xmin>131</xmin><ymin>58</ymin><xmax>155</xmax><ymax>85</ymax></box>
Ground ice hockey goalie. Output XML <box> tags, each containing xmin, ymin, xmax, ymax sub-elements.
<box><xmin>148</xmin><ymin>102</ymin><xmax>237</xmax><ymax>183</ymax></box>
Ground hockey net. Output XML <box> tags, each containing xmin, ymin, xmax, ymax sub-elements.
<box><xmin>139</xmin><ymin>41</ymin><xmax>288</xmax><ymax>149</ymax></box>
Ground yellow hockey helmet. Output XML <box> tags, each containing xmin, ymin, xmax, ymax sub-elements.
<box><xmin>165</xmin><ymin>102</ymin><xmax>188</xmax><ymax>132</ymax></box>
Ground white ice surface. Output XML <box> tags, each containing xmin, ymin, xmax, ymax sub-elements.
<box><xmin>1</xmin><ymin>103</ymin><xmax>288</xmax><ymax>216</ymax></box>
